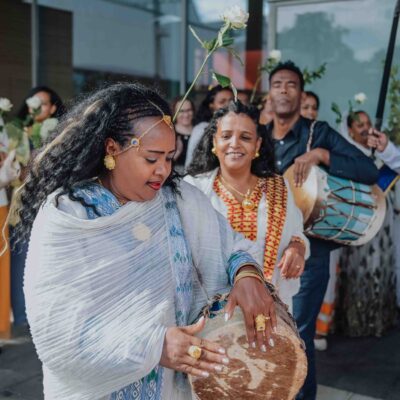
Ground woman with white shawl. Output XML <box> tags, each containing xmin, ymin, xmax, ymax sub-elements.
<box><xmin>14</xmin><ymin>83</ymin><xmax>276</xmax><ymax>400</ymax></box>
<box><xmin>185</xmin><ymin>101</ymin><xmax>310</xmax><ymax>312</ymax></box>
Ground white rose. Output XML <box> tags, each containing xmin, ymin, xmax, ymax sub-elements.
<box><xmin>269</xmin><ymin>49</ymin><xmax>282</xmax><ymax>63</ymax></box>
<box><xmin>222</xmin><ymin>5</ymin><xmax>249</xmax><ymax>30</ymax></box>
<box><xmin>26</xmin><ymin>96</ymin><xmax>42</xmax><ymax>110</ymax></box>
<box><xmin>40</xmin><ymin>118</ymin><xmax>58</xmax><ymax>141</ymax></box>
<box><xmin>0</xmin><ymin>98</ymin><xmax>13</xmax><ymax>112</ymax></box>
<box><xmin>354</xmin><ymin>92</ymin><xmax>367</xmax><ymax>104</ymax></box>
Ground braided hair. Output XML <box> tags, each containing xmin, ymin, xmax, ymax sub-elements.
<box><xmin>14</xmin><ymin>82</ymin><xmax>179</xmax><ymax>243</ymax></box>
<box><xmin>187</xmin><ymin>101</ymin><xmax>276</xmax><ymax>178</ymax></box>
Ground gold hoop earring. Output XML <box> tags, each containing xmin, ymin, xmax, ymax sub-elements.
<box><xmin>104</xmin><ymin>154</ymin><xmax>116</xmax><ymax>170</ymax></box>
<box><xmin>211</xmin><ymin>147</ymin><xmax>217</xmax><ymax>155</ymax></box>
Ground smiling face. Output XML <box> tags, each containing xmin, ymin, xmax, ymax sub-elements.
<box><xmin>105</xmin><ymin>116</ymin><xmax>176</xmax><ymax>202</ymax></box>
<box><xmin>269</xmin><ymin>70</ymin><xmax>303</xmax><ymax>119</ymax></box>
<box><xmin>175</xmin><ymin>99</ymin><xmax>194</xmax><ymax>128</ymax></box>
<box><xmin>213</xmin><ymin>112</ymin><xmax>261</xmax><ymax>174</ymax></box>
<box><xmin>301</xmin><ymin>95</ymin><xmax>319</xmax><ymax>120</ymax></box>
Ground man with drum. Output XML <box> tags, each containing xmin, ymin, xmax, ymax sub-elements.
<box><xmin>265</xmin><ymin>60</ymin><xmax>379</xmax><ymax>400</ymax></box>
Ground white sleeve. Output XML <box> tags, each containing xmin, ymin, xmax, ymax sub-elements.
<box><xmin>57</xmin><ymin>194</ymin><xmax>89</xmax><ymax>219</ymax></box>
<box><xmin>377</xmin><ymin>141</ymin><xmax>400</xmax><ymax>174</ymax></box>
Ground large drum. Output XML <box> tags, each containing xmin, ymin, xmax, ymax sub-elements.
<box><xmin>190</xmin><ymin>285</ymin><xmax>307</xmax><ymax>400</ymax></box>
<box><xmin>284</xmin><ymin>165</ymin><xmax>386</xmax><ymax>246</ymax></box>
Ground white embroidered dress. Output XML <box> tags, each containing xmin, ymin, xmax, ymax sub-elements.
<box><xmin>185</xmin><ymin>169</ymin><xmax>309</xmax><ymax>311</ymax></box>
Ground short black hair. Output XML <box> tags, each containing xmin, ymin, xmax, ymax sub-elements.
<box><xmin>347</xmin><ymin>110</ymin><xmax>369</xmax><ymax>128</ymax></box>
<box><xmin>305</xmin><ymin>91</ymin><xmax>320</xmax><ymax>110</ymax></box>
<box><xmin>269</xmin><ymin>60</ymin><xmax>305</xmax><ymax>91</ymax></box>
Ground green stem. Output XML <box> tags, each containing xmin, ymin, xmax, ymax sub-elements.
<box><xmin>250</xmin><ymin>74</ymin><xmax>262</xmax><ymax>104</ymax></box>
<box><xmin>173</xmin><ymin>41</ymin><xmax>220</xmax><ymax>123</ymax></box>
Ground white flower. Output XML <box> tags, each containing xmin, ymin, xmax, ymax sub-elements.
<box><xmin>0</xmin><ymin>98</ymin><xmax>13</xmax><ymax>112</ymax></box>
<box><xmin>221</xmin><ymin>5</ymin><xmax>249</xmax><ymax>30</ymax></box>
<box><xmin>26</xmin><ymin>96</ymin><xmax>42</xmax><ymax>110</ymax></box>
<box><xmin>269</xmin><ymin>49</ymin><xmax>282</xmax><ymax>63</ymax></box>
<box><xmin>354</xmin><ymin>92</ymin><xmax>367</xmax><ymax>104</ymax></box>
<box><xmin>40</xmin><ymin>118</ymin><xmax>58</xmax><ymax>141</ymax></box>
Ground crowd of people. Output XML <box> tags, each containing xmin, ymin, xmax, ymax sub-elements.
<box><xmin>0</xmin><ymin>59</ymin><xmax>399</xmax><ymax>400</ymax></box>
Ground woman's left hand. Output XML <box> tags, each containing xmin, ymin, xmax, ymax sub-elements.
<box><xmin>224</xmin><ymin>273</ymin><xmax>277</xmax><ymax>352</ymax></box>
<box><xmin>278</xmin><ymin>242</ymin><xmax>305</xmax><ymax>279</ymax></box>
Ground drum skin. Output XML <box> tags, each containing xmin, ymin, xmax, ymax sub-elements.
<box><xmin>190</xmin><ymin>287</ymin><xmax>307</xmax><ymax>400</ymax></box>
<box><xmin>284</xmin><ymin>165</ymin><xmax>386</xmax><ymax>246</ymax></box>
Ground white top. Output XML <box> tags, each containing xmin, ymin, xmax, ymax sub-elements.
<box><xmin>185</xmin><ymin>169</ymin><xmax>310</xmax><ymax>312</ymax></box>
<box><xmin>378</xmin><ymin>140</ymin><xmax>400</xmax><ymax>174</ymax></box>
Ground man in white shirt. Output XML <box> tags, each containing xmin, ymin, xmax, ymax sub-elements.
<box><xmin>368</xmin><ymin>129</ymin><xmax>400</xmax><ymax>173</ymax></box>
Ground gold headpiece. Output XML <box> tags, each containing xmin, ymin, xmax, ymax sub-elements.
<box><xmin>115</xmin><ymin>101</ymin><xmax>173</xmax><ymax>156</ymax></box>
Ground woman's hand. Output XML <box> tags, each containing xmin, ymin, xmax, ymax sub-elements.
<box><xmin>160</xmin><ymin>317</ymin><xmax>229</xmax><ymax>378</ymax></box>
<box><xmin>278</xmin><ymin>242</ymin><xmax>305</xmax><ymax>279</ymax></box>
<box><xmin>224</xmin><ymin>273</ymin><xmax>277</xmax><ymax>352</ymax></box>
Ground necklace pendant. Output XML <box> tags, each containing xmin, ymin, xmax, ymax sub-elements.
<box><xmin>242</xmin><ymin>197</ymin><xmax>255</xmax><ymax>211</ymax></box>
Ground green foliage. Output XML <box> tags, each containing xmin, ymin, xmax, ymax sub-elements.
<box><xmin>386</xmin><ymin>66</ymin><xmax>400</xmax><ymax>145</ymax></box>
<box><xmin>331</xmin><ymin>102</ymin><xmax>342</xmax><ymax>125</ymax></box>
<box><xmin>303</xmin><ymin>63</ymin><xmax>327</xmax><ymax>86</ymax></box>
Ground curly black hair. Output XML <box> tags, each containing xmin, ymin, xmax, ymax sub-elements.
<box><xmin>187</xmin><ymin>101</ymin><xmax>276</xmax><ymax>178</ymax></box>
<box><xmin>194</xmin><ymin>85</ymin><xmax>233</xmax><ymax>125</ymax></box>
<box><xmin>14</xmin><ymin>82</ymin><xmax>179</xmax><ymax>243</ymax></box>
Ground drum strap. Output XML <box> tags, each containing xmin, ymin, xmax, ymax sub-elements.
<box><xmin>306</xmin><ymin>120</ymin><xmax>318</xmax><ymax>152</ymax></box>
<box><xmin>214</xmin><ymin>175</ymin><xmax>288</xmax><ymax>282</ymax></box>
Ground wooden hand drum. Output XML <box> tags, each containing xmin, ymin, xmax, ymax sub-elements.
<box><xmin>190</xmin><ymin>290</ymin><xmax>307</xmax><ymax>400</ymax></box>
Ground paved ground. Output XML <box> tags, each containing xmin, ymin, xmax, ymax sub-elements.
<box><xmin>1</xmin><ymin>326</ymin><xmax>399</xmax><ymax>399</ymax></box>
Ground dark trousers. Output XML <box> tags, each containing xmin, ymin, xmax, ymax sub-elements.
<box><xmin>10</xmin><ymin>228</ymin><xmax>28</xmax><ymax>326</ymax></box>
<box><xmin>293</xmin><ymin>252</ymin><xmax>330</xmax><ymax>400</ymax></box>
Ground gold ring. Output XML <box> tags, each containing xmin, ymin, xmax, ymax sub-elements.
<box><xmin>188</xmin><ymin>345</ymin><xmax>202</xmax><ymax>360</ymax></box>
<box><xmin>255</xmin><ymin>314</ymin><xmax>266</xmax><ymax>332</ymax></box>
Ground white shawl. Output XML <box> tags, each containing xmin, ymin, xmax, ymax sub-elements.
<box><xmin>24</xmin><ymin>181</ymin><xmax>261</xmax><ymax>400</ymax></box>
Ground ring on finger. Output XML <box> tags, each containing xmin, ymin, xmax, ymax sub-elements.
<box><xmin>255</xmin><ymin>314</ymin><xmax>266</xmax><ymax>331</ymax></box>
<box><xmin>188</xmin><ymin>345</ymin><xmax>202</xmax><ymax>360</ymax></box>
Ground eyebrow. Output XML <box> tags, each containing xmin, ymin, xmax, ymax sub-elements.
<box><xmin>146</xmin><ymin>149</ymin><xmax>176</xmax><ymax>154</ymax></box>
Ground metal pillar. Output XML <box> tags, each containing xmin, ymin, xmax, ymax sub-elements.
<box><xmin>31</xmin><ymin>0</ymin><xmax>39</xmax><ymax>87</ymax></box>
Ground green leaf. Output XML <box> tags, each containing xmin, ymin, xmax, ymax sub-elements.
<box><xmin>203</xmin><ymin>38</ymin><xmax>217</xmax><ymax>52</ymax></box>
<box><xmin>221</xmin><ymin>30</ymin><xmax>234</xmax><ymax>47</ymax></box>
<box><xmin>227</xmin><ymin>47</ymin><xmax>244</xmax><ymax>66</ymax></box>
<box><xmin>5</xmin><ymin>121</ymin><xmax>23</xmax><ymax>141</ymax></box>
<box><xmin>31</xmin><ymin>122</ymin><xmax>42</xmax><ymax>149</ymax></box>
<box><xmin>212</xmin><ymin>72</ymin><xmax>231</xmax><ymax>88</ymax></box>
<box><xmin>331</xmin><ymin>102</ymin><xmax>342</xmax><ymax>125</ymax></box>
<box><xmin>188</xmin><ymin>25</ymin><xmax>204</xmax><ymax>47</ymax></box>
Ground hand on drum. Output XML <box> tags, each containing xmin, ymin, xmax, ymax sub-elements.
<box><xmin>160</xmin><ymin>317</ymin><xmax>229</xmax><ymax>378</ymax></box>
<box><xmin>278</xmin><ymin>242</ymin><xmax>305</xmax><ymax>279</ymax></box>
<box><xmin>225</xmin><ymin>274</ymin><xmax>277</xmax><ymax>352</ymax></box>
<box><xmin>367</xmin><ymin>128</ymin><xmax>388</xmax><ymax>152</ymax></box>
<box><xmin>293</xmin><ymin>148</ymin><xmax>329</xmax><ymax>187</ymax></box>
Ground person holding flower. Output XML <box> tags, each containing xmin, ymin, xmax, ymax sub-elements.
<box><xmin>9</xmin><ymin>86</ymin><xmax>65</xmax><ymax>329</ymax></box>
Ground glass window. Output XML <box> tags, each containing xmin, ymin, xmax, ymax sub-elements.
<box><xmin>275</xmin><ymin>0</ymin><xmax>400</xmax><ymax>127</ymax></box>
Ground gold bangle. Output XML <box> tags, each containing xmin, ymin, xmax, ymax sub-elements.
<box><xmin>234</xmin><ymin>271</ymin><xmax>264</xmax><ymax>285</ymax></box>
<box><xmin>235</xmin><ymin>269</ymin><xmax>264</xmax><ymax>280</ymax></box>
<box><xmin>289</xmin><ymin>236</ymin><xmax>306</xmax><ymax>250</ymax></box>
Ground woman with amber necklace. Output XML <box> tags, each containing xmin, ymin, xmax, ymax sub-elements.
<box><xmin>186</xmin><ymin>101</ymin><xmax>309</xmax><ymax>311</ymax></box>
